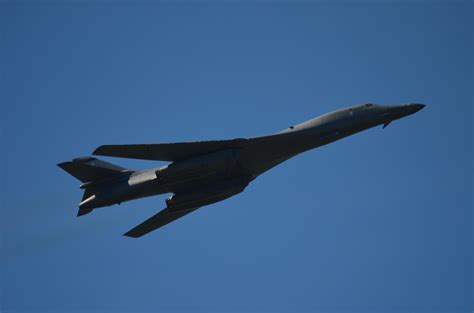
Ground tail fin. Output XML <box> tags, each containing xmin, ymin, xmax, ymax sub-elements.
<box><xmin>57</xmin><ymin>157</ymin><xmax>128</xmax><ymax>183</ymax></box>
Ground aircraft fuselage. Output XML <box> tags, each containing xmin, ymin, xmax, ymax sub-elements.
<box><xmin>58</xmin><ymin>103</ymin><xmax>425</xmax><ymax>236</ymax></box>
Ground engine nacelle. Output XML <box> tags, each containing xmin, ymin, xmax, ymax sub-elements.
<box><xmin>166</xmin><ymin>180</ymin><xmax>247</xmax><ymax>212</ymax></box>
<box><xmin>157</xmin><ymin>149</ymin><xmax>240</xmax><ymax>185</ymax></box>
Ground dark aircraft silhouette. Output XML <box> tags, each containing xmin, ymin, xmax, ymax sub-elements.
<box><xmin>58</xmin><ymin>103</ymin><xmax>425</xmax><ymax>237</ymax></box>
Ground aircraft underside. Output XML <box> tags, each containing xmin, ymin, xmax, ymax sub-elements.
<box><xmin>58</xmin><ymin>103</ymin><xmax>425</xmax><ymax>237</ymax></box>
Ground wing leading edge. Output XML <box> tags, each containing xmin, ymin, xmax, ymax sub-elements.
<box><xmin>123</xmin><ymin>208</ymin><xmax>198</xmax><ymax>238</ymax></box>
<box><xmin>93</xmin><ymin>138</ymin><xmax>248</xmax><ymax>162</ymax></box>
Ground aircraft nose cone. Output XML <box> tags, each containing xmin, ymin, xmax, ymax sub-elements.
<box><xmin>410</xmin><ymin>103</ymin><xmax>426</xmax><ymax>113</ymax></box>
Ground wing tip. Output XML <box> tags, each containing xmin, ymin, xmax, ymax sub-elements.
<box><xmin>123</xmin><ymin>230</ymin><xmax>142</xmax><ymax>238</ymax></box>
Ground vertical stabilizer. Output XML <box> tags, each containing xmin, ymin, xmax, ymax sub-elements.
<box><xmin>58</xmin><ymin>157</ymin><xmax>129</xmax><ymax>216</ymax></box>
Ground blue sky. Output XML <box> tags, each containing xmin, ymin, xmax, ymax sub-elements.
<box><xmin>1</xmin><ymin>1</ymin><xmax>472</xmax><ymax>313</ymax></box>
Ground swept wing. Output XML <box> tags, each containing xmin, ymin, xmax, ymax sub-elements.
<box><xmin>124</xmin><ymin>207</ymin><xmax>198</xmax><ymax>237</ymax></box>
<box><xmin>93</xmin><ymin>138</ymin><xmax>248</xmax><ymax>162</ymax></box>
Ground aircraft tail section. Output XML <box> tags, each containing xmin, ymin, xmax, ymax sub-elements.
<box><xmin>57</xmin><ymin>157</ymin><xmax>128</xmax><ymax>183</ymax></box>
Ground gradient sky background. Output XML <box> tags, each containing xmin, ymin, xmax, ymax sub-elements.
<box><xmin>1</xmin><ymin>1</ymin><xmax>472</xmax><ymax>313</ymax></box>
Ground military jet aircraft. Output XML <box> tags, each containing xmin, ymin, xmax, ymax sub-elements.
<box><xmin>58</xmin><ymin>103</ymin><xmax>425</xmax><ymax>237</ymax></box>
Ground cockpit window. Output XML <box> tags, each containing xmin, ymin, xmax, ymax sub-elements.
<box><xmin>365</xmin><ymin>103</ymin><xmax>374</xmax><ymax>107</ymax></box>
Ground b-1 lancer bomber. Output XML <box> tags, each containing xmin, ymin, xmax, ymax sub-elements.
<box><xmin>58</xmin><ymin>103</ymin><xmax>425</xmax><ymax>237</ymax></box>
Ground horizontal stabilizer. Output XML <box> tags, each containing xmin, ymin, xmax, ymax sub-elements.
<box><xmin>77</xmin><ymin>206</ymin><xmax>93</xmax><ymax>217</ymax></box>
<box><xmin>57</xmin><ymin>157</ymin><xmax>127</xmax><ymax>183</ymax></box>
<box><xmin>93</xmin><ymin>138</ymin><xmax>248</xmax><ymax>162</ymax></box>
<box><xmin>124</xmin><ymin>208</ymin><xmax>198</xmax><ymax>238</ymax></box>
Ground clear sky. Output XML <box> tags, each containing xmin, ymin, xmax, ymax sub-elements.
<box><xmin>1</xmin><ymin>1</ymin><xmax>472</xmax><ymax>313</ymax></box>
